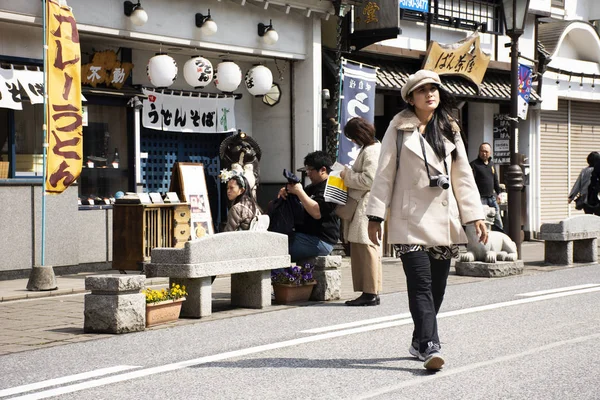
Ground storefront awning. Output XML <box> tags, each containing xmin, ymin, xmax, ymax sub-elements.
<box><xmin>375</xmin><ymin>60</ymin><xmax>541</xmax><ymax>103</ymax></box>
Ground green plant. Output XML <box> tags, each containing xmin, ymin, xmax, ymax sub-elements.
<box><xmin>143</xmin><ymin>283</ymin><xmax>187</xmax><ymax>304</ymax></box>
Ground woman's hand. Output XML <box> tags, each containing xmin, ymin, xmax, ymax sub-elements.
<box><xmin>474</xmin><ymin>220</ymin><xmax>488</xmax><ymax>244</ymax></box>
<box><xmin>368</xmin><ymin>221</ymin><xmax>382</xmax><ymax>246</ymax></box>
<box><xmin>340</xmin><ymin>168</ymin><xmax>347</xmax><ymax>180</ymax></box>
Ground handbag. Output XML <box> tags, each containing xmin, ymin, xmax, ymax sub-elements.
<box><xmin>335</xmin><ymin>195</ymin><xmax>359</xmax><ymax>220</ymax></box>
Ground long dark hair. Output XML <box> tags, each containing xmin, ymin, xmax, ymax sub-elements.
<box><xmin>407</xmin><ymin>86</ymin><xmax>459</xmax><ymax>161</ymax></box>
<box><xmin>228</xmin><ymin>175</ymin><xmax>261</xmax><ymax>214</ymax></box>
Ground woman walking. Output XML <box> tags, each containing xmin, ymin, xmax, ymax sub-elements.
<box><xmin>340</xmin><ymin>117</ymin><xmax>382</xmax><ymax>306</ymax></box>
<box><xmin>366</xmin><ymin>70</ymin><xmax>487</xmax><ymax>371</ymax></box>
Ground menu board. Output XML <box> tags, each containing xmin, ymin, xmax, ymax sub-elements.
<box><xmin>169</xmin><ymin>162</ymin><xmax>214</xmax><ymax>239</ymax></box>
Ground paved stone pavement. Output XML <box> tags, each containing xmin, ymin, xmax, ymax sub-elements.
<box><xmin>0</xmin><ymin>241</ymin><xmax>592</xmax><ymax>355</ymax></box>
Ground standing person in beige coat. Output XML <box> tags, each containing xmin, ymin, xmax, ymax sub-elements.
<box><xmin>366</xmin><ymin>70</ymin><xmax>487</xmax><ymax>371</ymax></box>
<box><xmin>340</xmin><ymin>117</ymin><xmax>382</xmax><ymax>306</ymax></box>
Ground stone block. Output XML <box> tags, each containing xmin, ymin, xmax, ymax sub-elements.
<box><xmin>299</xmin><ymin>255</ymin><xmax>342</xmax><ymax>270</ymax></box>
<box><xmin>84</xmin><ymin>293</ymin><xmax>145</xmax><ymax>333</ymax></box>
<box><xmin>310</xmin><ymin>268</ymin><xmax>342</xmax><ymax>301</ymax></box>
<box><xmin>573</xmin><ymin>238</ymin><xmax>597</xmax><ymax>263</ymax></box>
<box><xmin>85</xmin><ymin>275</ymin><xmax>145</xmax><ymax>293</ymax></box>
<box><xmin>231</xmin><ymin>270</ymin><xmax>271</xmax><ymax>309</ymax></box>
<box><xmin>544</xmin><ymin>241</ymin><xmax>573</xmax><ymax>265</ymax></box>
<box><xmin>171</xmin><ymin>277</ymin><xmax>212</xmax><ymax>318</ymax></box>
<box><xmin>454</xmin><ymin>261</ymin><xmax>524</xmax><ymax>278</ymax></box>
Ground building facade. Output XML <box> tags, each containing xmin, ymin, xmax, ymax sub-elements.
<box><xmin>0</xmin><ymin>0</ymin><xmax>332</xmax><ymax>277</ymax></box>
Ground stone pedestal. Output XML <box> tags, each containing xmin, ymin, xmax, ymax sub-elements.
<box><xmin>455</xmin><ymin>260</ymin><xmax>524</xmax><ymax>278</ymax></box>
<box><xmin>26</xmin><ymin>265</ymin><xmax>58</xmax><ymax>291</ymax></box>
<box><xmin>84</xmin><ymin>275</ymin><xmax>146</xmax><ymax>334</ymax></box>
<box><xmin>300</xmin><ymin>256</ymin><xmax>342</xmax><ymax>301</ymax></box>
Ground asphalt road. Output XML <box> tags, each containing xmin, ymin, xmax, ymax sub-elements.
<box><xmin>1</xmin><ymin>264</ymin><xmax>600</xmax><ymax>400</ymax></box>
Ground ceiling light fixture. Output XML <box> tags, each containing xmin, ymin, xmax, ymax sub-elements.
<box><xmin>123</xmin><ymin>1</ymin><xmax>148</xmax><ymax>26</ymax></box>
<box><xmin>258</xmin><ymin>19</ymin><xmax>279</xmax><ymax>45</ymax></box>
<box><xmin>195</xmin><ymin>9</ymin><xmax>218</xmax><ymax>36</ymax></box>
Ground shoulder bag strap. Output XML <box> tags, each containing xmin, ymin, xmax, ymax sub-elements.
<box><xmin>396</xmin><ymin>129</ymin><xmax>404</xmax><ymax>170</ymax></box>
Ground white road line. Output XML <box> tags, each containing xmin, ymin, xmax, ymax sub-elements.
<box><xmin>300</xmin><ymin>313</ymin><xmax>412</xmax><ymax>333</ymax></box>
<box><xmin>516</xmin><ymin>284</ymin><xmax>600</xmax><ymax>297</ymax></box>
<box><xmin>353</xmin><ymin>332</ymin><xmax>600</xmax><ymax>400</ymax></box>
<box><xmin>9</xmin><ymin>285</ymin><xmax>600</xmax><ymax>400</ymax></box>
<box><xmin>0</xmin><ymin>366</ymin><xmax>140</xmax><ymax>398</ymax></box>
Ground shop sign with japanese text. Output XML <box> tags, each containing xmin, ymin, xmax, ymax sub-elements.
<box><xmin>142</xmin><ymin>89</ymin><xmax>236</xmax><ymax>133</ymax></box>
<box><xmin>81</xmin><ymin>50</ymin><xmax>133</xmax><ymax>89</ymax></box>
<box><xmin>422</xmin><ymin>32</ymin><xmax>490</xmax><ymax>87</ymax></box>
<box><xmin>493</xmin><ymin>114</ymin><xmax>511</xmax><ymax>165</ymax></box>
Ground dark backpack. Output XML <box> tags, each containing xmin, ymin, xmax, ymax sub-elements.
<box><xmin>587</xmin><ymin>163</ymin><xmax>600</xmax><ymax>208</ymax></box>
<box><xmin>267</xmin><ymin>196</ymin><xmax>304</xmax><ymax>235</ymax></box>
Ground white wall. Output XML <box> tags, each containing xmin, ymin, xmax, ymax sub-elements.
<box><xmin>0</xmin><ymin>22</ymin><xmax>42</xmax><ymax>60</ymax></box>
<box><xmin>466</xmin><ymin>102</ymin><xmax>499</xmax><ymax>162</ymax></box>
<box><xmin>1</xmin><ymin>0</ymin><xmax>309</xmax><ymax>58</ymax></box>
<box><xmin>292</xmin><ymin>18</ymin><xmax>322</xmax><ymax>172</ymax></box>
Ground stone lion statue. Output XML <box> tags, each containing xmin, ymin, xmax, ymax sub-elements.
<box><xmin>459</xmin><ymin>206</ymin><xmax>518</xmax><ymax>263</ymax></box>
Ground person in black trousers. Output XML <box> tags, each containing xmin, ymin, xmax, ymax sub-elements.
<box><xmin>470</xmin><ymin>143</ymin><xmax>503</xmax><ymax>231</ymax></box>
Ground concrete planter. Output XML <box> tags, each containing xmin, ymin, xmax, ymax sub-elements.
<box><xmin>272</xmin><ymin>282</ymin><xmax>316</xmax><ymax>304</ymax></box>
<box><xmin>145</xmin><ymin>298</ymin><xmax>185</xmax><ymax>327</ymax></box>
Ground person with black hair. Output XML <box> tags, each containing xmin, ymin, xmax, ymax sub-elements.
<box><xmin>568</xmin><ymin>151</ymin><xmax>600</xmax><ymax>214</ymax></box>
<box><xmin>471</xmin><ymin>142</ymin><xmax>504</xmax><ymax>231</ymax></box>
<box><xmin>366</xmin><ymin>69</ymin><xmax>487</xmax><ymax>371</ymax></box>
<box><xmin>277</xmin><ymin>150</ymin><xmax>340</xmax><ymax>261</ymax></box>
<box><xmin>223</xmin><ymin>174</ymin><xmax>261</xmax><ymax>232</ymax></box>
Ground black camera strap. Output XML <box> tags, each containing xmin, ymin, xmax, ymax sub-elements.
<box><xmin>419</xmin><ymin>133</ymin><xmax>448</xmax><ymax>179</ymax></box>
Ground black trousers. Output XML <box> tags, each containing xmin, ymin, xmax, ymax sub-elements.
<box><xmin>400</xmin><ymin>250</ymin><xmax>451</xmax><ymax>353</ymax></box>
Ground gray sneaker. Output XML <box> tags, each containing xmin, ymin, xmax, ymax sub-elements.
<box><xmin>408</xmin><ymin>345</ymin><xmax>425</xmax><ymax>361</ymax></box>
<box><xmin>423</xmin><ymin>342</ymin><xmax>444</xmax><ymax>371</ymax></box>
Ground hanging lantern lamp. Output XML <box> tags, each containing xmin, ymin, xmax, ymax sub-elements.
<box><xmin>245</xmin><ymin>65</ymin><xmax>273</xmax><ymax>97</ymax></box>
<box><xmin>214</xmin><ymin>61</ymin><xmax>242</xmax><ymax>93</ymax></box>
<box><xmin>183</xmin><ymin>56</ymin><xmax>214</xmax><ymax>88</ymax></box>
<box><xmin>147</xmin><ymin>54</ymin><xmax>178</xmax><ymax>88</ymax></box>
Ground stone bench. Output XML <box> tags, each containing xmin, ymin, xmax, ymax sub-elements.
<box><xmin>83</xmin><ymin>275</ymin><xmax>146</xmax><ymax>334</ymax></box>
<box><xmin>539</xmin><ymin>215</ymin><xmax>600</xmax><ymax>265</ymax></box>
<box><xmin>297</xmin><ymin>255</ymin><xmax>342</xmax><ymax>301</ymax></box>
<box><xmin>144</xmin><ymin>231</ymin><xmax>290</xmax><ymax>318</ymax></box>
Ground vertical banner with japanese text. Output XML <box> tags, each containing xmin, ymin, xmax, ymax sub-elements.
<box><xmin>493</xmin><ymin>114</ymin><xmax>510</xmax><ymax>165</ymax></box>
<box><xmin>46</xmin><ymin>0</ymin><xmax>83</xmax><ymax>193</ymax></box>
<box><xmin>338</xmin><ymin>61</ymin><xmax>377</xmax><ymax>166</ymax></box>
<box><xmin>518</xmin><ymin>64</ymin><xmax>533</xmax><ymax>120</ymax></box>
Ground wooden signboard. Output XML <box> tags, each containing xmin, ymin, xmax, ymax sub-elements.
<box><xmin>422</xmin><ymin>32</ymin><xmax>490</xmax><ymax>88</ymax></box>
<box><xmin>170</xmin><ymin>162</ymin><xmax>214</xmax><ymax>239</ymax></box>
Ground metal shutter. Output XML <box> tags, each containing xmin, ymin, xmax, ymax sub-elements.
<box><xmin>540</xmin><ymin>100</ymin><xmax>600</xmax><ymax>224</ymax></box>
<box><xmin>570</xmin><ymin>100</ymin><xmax>600</xmax><ymax>211</ymax></box>
<box><xmin>540</xmin><ymin>100</ymin><xmax>568</xmax><ymax>223</ymax></box>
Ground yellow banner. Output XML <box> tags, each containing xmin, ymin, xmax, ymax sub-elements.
<box><xmin>46</xmin><ymin>0</ymin><xmax>83</xmax><ymax>194</ymax></box>
<box><xmin>422</xmin><ymin>32</ymin><xmax>490</xmax><ymax>88</ymax></box>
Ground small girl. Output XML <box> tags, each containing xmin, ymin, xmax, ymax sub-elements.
<box><xmin>223</xmin><ymin>173</ymin><xmax>261</xmax><ymax>232</ymax></box>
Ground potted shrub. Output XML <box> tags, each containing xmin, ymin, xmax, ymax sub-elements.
<box><xmin>271</xmin><ymin>264</ymin><xmax>316</xmax><ymax>304</ymax></box>
<box><xmin>143</xmin><ymin>283</ymin><xmax>187</xmax><ymax>327</ymax></box>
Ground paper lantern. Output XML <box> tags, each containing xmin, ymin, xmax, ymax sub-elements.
<box><xmin>214</xmin><ymin>61</ymin><xmax>242</xmax><ymax>93</ymax></box>
<box><xmin>147</xmin><ymin>54</ymin><xmax>178</xmax><ymax>88</ymax></box>
<box><xmin>245</xmin><ymin>65</ymin><xmax>273</xmax><ymax>97</ymax></box>
<box><xmin>183</xmin><ymin>56</ymin><xmax>213</xmax><ymax>88</ymax></box>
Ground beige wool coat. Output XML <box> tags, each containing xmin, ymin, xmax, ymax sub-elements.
<box><xmin>342</xmin><ymin>142</ymin><xmax>381</xmax><ymax>244</ymax></box>
<box><xmin>366</xmin><ymin>109</ymin><xmax>483</xmax><ymax>246</ymax></box>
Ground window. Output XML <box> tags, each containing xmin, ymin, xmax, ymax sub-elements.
<box><xmin>79</xmin><ymin>102</ymin><xmax>130</xmax><ymax>201</ymax></box>
<box><xmin>400</xmin><ymin>0</ymin><xmax>504</xmax><ymax>35</ymax></box>
<box><xmin>13</xmin><ymin>103</ymin><xmax>44</xmax><ymax>177</ymax></box>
